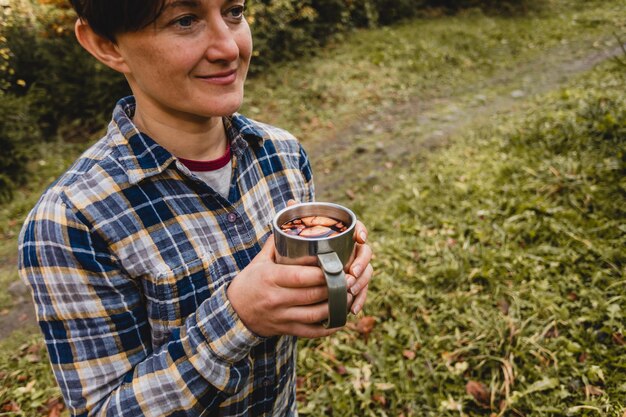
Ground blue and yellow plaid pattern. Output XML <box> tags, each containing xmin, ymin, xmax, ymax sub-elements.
<box><xmin>18</xmin><ymin>96</ymin><xmax>314</xmax><ymax>416</ymax></box>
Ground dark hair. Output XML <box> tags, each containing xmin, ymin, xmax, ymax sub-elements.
<box><xmin>69</xmin><ymin>0</ymin><xmax>167</xmax><ymax>41</ymax></box>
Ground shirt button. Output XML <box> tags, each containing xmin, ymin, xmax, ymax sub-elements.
<box><xmin>227</xmin><ymin>212</ymin><xmax>238</xmax><ymax>223</ymax></box>
<box><xmin>262</xmin><ymin>378</ymin><xmax>272</xmax><ymax>387</ymax></box>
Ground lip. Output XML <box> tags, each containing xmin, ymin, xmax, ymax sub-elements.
<box><xmin>197</xmin><ymin>69</ymin><xmax>237</xmax><ymax>85</ymax></box>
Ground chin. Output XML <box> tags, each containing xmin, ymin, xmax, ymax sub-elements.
<box><xmin>194</xmin><ymin>90</ymin><xmax>244</xmax><ymax>116</ymax></box>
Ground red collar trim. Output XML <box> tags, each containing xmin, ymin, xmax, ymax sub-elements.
<box><xmin>178</xmin><ymin>142</ymin><xmax>231</xmax><ymax>172</ymax></box>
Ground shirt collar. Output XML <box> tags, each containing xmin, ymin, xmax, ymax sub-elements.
<box><xmin>109</xmin><ymin>96</ymin><xmax>265</xmax><ymax>184</ymax></box>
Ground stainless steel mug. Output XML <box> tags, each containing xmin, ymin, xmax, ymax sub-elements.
<box><xmin>272</xmin><ymin>202</ymin><xmax>357</xmax><ymax>328</ymax></box>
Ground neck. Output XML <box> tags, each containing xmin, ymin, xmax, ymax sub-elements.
<box><xmin>132</xmin><ymin>98</ymin><xmax>228</xmax><ymax>161</ymax></box>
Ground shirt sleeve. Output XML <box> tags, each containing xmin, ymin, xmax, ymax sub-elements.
<box><xmin>298</xmin><ymin>143</ymin><xmax>315</xmax><ymax>203</ymax></box>
<box><xmin>18</xmin><ymin>192</ymin><xmax>263</xmax><ymax>417</ymax></box>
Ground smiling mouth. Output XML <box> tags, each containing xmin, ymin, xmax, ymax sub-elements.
<box><xmin>197</xmin><ymin>69</ymin><xmax>237</xmax><ymax>85</ymax></box>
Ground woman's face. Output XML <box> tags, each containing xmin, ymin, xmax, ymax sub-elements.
<box><xmin>114</xmin><ymin>0</ymin><xmax>252</xmax><ymax>122</ymax></box>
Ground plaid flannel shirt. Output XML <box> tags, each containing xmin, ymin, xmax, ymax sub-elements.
<box><xmin>18</xmin><ymin>96</ymin><xmax>314</xmax><ymax>416</ymax></box>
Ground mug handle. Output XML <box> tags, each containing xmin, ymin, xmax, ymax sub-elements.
<box><xmin>317</xmin><ymin>252</ymin><xmax>348</xmax><ymax>328</ymax></box>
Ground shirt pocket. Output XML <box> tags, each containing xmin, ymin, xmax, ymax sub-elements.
<box><xmin>147</xmin><ymin>252</ymin><xmax>225</xmax><ymax>347</ymax></box>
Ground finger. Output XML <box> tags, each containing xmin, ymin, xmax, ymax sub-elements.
<box><xmin>280</xmin><ymin>285</ymin><xmax>329</xmax><ymax>307</ymax></box>
<box><xmin>287</xmin><ymin>199</ymin><xmax>299</xmax><ymax>207</ymax></box>
<box><xmin>349</xmin><ymin>263</ymin><xmax>373</xmax><ymax>296</ymax></box>
<box><xmin>281</xmin><ymin>254</ymin><xmax>318</xmax><ymax>267</ymax></box>
<box><xmin>349</xmin><ymin>242</ymin><xmax>372</xmax><ymax>278</ymax></box>
<box><xmin>274</xmin><ymin>265</ymin><xmax>327</xmax><ymax>288</ymax></box>
<box><xmin>350</xmin><ymin>284</ymin><xmax>368</xmax><ymax>315</ymax></box>
<box><xmin>287</xmin><ymin>291</ymin><xmax>353</xmax><ymax>324</ymax></box>
<box><xmin>353</xmin><ymin>220</ymin><xmax>368</xmax><ymax>244</ymax></box>
<box><xmin>287</xmin><ymin>302</ymin><xmax>330</xmax><ymax>324</ymax></box>
<box><xmin>286</xmin><ymin>323</ymin><xmax>341</xmax><ymax>339</ymax></box>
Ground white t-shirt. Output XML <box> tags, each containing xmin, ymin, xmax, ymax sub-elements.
<box><xmin>190</xmin><ymin>161</ymin><xmax>232</xmax><ymax>198</ymax></box>
<box><xmin>177</xmin><ymin>142</ymin><xmax>232</xmax><ymax>199</ymax></box>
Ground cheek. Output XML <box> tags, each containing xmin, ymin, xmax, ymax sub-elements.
<box><xmin>236</xmin><ymin>26</ymin><xmax>253</xmax><ymax>64</ymax></box>
<box><xmin>130</xmin><ymin>42</ymin><xmax>198</xmax><ymax>79</ymax></box>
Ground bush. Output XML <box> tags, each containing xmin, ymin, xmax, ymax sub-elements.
<box><xmin>1</xmin><ymin>1</ymin><xmax>129</xmax><ymax>135</ymax></box>
<box><xmin>0</xmin><ymin>93</ymin><xmax>40</xmax><ymax>202</ymax></box>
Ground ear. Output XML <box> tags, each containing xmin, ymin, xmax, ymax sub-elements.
<box><xmin>74</xmin><ymin>19</ymin><xmax>130</xmax><ymax>74</ymax></box>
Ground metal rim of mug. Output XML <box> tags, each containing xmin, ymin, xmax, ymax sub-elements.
<box><xmin>272</xmin><ymin>202</ymin><xmax>357</xmax><ymax>241</ymax></box>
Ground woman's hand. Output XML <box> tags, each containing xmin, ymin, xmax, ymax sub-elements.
<box><xmin>286</xmin><ymin>199</ymin><xmax>374</xmax><ymax>315</ymax></box>
<box><xmin>346</xmin><ymin>220</ymin><xmax>373</xmax><ymax>315</ymax></box>
<box><xmin>227</xmin><ymin>235</ymin><xmax>353</xmax><ymax>338</ymax></box>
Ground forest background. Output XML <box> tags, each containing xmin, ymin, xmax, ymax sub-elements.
<box><xmin>0</xmin><ymin>0</ymin><xmax>625</xmax><ymax>416</ymax></box>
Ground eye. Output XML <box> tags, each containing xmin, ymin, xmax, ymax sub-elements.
<box><xmin>226</xmin><ymin>5</ymin><xmax>245</xmax><ymax>20</ymax></box>
<box><xmin>174</xmin><ymin>15</ymin><xmax>197</xmax><ymax>28</ymax></box>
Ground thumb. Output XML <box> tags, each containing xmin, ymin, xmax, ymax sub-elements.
<box><xmin>254</xmin><ymin>234</ymin><xmax>276</xmax><ymax>262</ymax></box>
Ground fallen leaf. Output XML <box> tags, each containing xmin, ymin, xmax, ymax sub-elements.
<box><xmin>374</xmin><ymin>382</ymin><xmax>395</xmax><ymax>391</ymax></box>
<box><xmin>545</xmin><ymin>325</ymin><xmax>559</xmax><ymax>338</ymax></box>
<box><xmin>578</xmin><ymin>352</ymin><xmax>588</xmax><ymax>363</ymax></box>
<box><xmin>466</xmin><ymin>380</ymin><xmax>490</xmax><ymax>406</ymax></box>
<box><xmin>585</xmin><ymin>385</ymin><xmax>604</xmax><ymax>397</ymax></box>
<box><xmin>356</xmin><ymin>316</ymin><xmax>376</xmax><ymax>339</ymax></box>
<box><xmin>336</xmin><ymin>365</ymin><xmax>347</xmax><ymax>375</ymax></box>
<box><xmin>402</xmin><ymin>349</ymin><xmax>416</xmax><ymax>360</ymax></box>
<box><xmin>16</xmin><ymin>380</ymin><xmax>36</xmax><ymax>395</ymax></box>
<box><xmin>1</xmin><ymin>401</ymin><xmax>20</xmax><ymax>412</ymax></box>
<box><xmin>567</xmin><ymin>292</ymin><xmax>578</xmax><ymax>301</ymax></box>
<box><xmin>497</xmin><ymin>299</ymin><xmax>510</xmax><ymax>315</ymax></box>
<box><xmin>345</xmin><ymin>189</ymin><xmax>356</xmax><ymax>200</ymax></box>
<box><xmin>43</xmin><ymin>397</ymin><xmax>65</xmax><ymax>417</ymax></box>
<box><xmin>25</xmin><ymin>354</ymin><xmax>41</xmax><ymax>363</ymax></box>
<box><xmin>372</xmin><ymin>393</ymin><xmax>387</xmax><ymax>406</ymax></box>
<box><xmin>612</xmin><ymin>333</ymin><xmax>625</xmax><ymax>345</ymax></box>
<box><xmin>17</xmin><ymin>374</ymin><xmax>28</xmax><ymax>382</ymax></box>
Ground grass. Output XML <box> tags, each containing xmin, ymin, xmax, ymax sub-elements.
<box><xmin>296</xmin><ymin>60</ymin><xmax>626</xmax><ymax>416</ymax></box>
<box><xmin>0</xmin><ymin>0</ymin><xmax>625</xmax><ymax>415</ymax></box>
<box><xmin>241</xmin><ymin>0</ymin><xmax>626</xmax><ymax>142</ymax></box>
<box><xmin>0</xmin><ymin>331</ymin><xmax>63</xmax><ymax>416</ymax></box>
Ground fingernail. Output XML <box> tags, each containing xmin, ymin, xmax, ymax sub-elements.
<box><xmin>359</xmin><ymin>231</ymin><xmax>367</xmax><ymax>242</ymax></box>
<box><xmin>346</xmin><ymin>276</ymin><xmax>356</xmax><ymax>288</ymax></box>
<box><xmin>352</xmin><ymin>264</ymin><xmax>362</xmax><ymax>277</ymax></box>
<box><xmin>352</xmin><ymin>303</ymin><xmax>362</xmax><ymax>315</ymax></box>
<box><xmin>350</xmin><ymin>283</ymin><xmax>360</xmax><ymax>296</ymax></box>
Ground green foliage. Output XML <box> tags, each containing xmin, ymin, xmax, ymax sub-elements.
<box><xmin>426</xmin><ymin>0</ymin><xmax>544</xmax><ymax>14</ymax></box>
<box><xmin>297</xmin><ymin>60</ymin><xmax>626</xmax><ymax>416</ymax></box>
<box><xmin>0</xmin><ymin>1</ymin><xmax>128</xmax><ymax>198</ymax></box>
<box><xmin>0</xmin><ymin>93</ymin><xmax>40</xmax><ymax>203</ymax></box>
<box><xmin>246</xmin><ymin>0</ymin><xmax>546</xmax><ymax>71</ymax></box>
<box><xmin>0</xmin><ymin>2</ymin><xmax>129</xmax><ymax>134</ymax></box>
<box><xmin>0</xmin><ymin>330</ymin><xmax>65</xmax><ymax>416</ymax></box>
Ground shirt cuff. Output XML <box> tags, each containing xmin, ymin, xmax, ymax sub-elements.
<box><xmin>195</xmin><ymin>283</ymin><xmax>264</xmax><ymax>364</ymax></box>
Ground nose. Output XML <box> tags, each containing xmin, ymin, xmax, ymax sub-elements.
<box><xmin>204</xmin><ymin>17</ymin><xmax>240</xmax><ymax>63</ymax></box>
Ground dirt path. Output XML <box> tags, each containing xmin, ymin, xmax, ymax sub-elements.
<box><xmin>309</xmin><ymin>39</ymin><xmax>625</xmax><ymax>201</ymax></box>
<box><xmin>0</xmin><ymin>38</ymin><xmax>623</xmax><ymax>341</ymax></box>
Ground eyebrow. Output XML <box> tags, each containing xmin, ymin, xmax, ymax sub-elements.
<box><xmin>162</xmin><ymin>0</ymin><xmax>201</xmax><ymax>12</ymax></box>
<box><xmin>163</xmin><ymin>0</ymin><xmax>240</xmax><ymax>11</ymax></box>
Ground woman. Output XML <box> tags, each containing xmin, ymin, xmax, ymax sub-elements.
<box><xmin>18</xmin><ymin>0</ymin><xmax>373</xmax><ymax>415</ymax></box>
